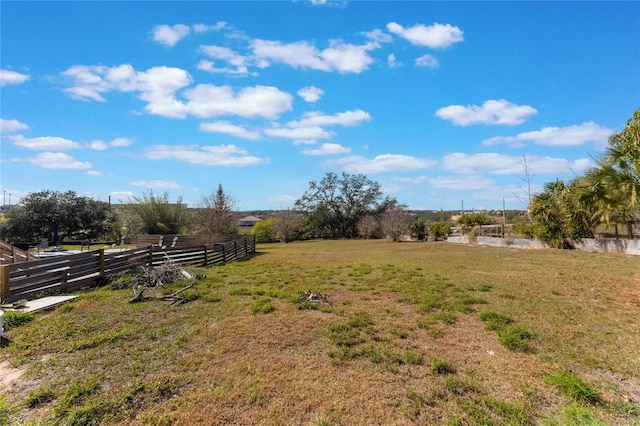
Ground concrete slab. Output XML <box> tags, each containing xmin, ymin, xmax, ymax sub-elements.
<box><xmin>10</xmin><ymin>295</ymin><xmax>78</xmax><ymax>313</ymax></box>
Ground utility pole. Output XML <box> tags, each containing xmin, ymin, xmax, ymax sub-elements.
<box><xmin>502</xmin><ymin>197</ymin><xmax>506</xmax><ymax>238</ymax></box>
<box><xmin>2</xmin><ymin>190</ymin><xmax>5</xmax><ymax>207</ymax></box>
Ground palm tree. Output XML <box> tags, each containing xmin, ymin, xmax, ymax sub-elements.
<box><xmin>530</xmin><ymin>180</ymin><xmax>596</xmax><ymax>248</ymax></box>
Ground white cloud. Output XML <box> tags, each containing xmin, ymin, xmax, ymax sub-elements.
<box><xmin>387</xmin><ymin>54</ymin><xmax>400</xmax><ymax>68</ymax></box>
<box><xmin>137</xmin><ymin>66</ymin><xmax>193</xmax><ymax>118</ymax></box>
<box><xmin>251</xmin><ymin>38</ymin><xmax>378</xmax><ymax>74</ymax></box>
<box><xmin>264</xmin><ymin>125</ymin><xmax>334</xmax><ymax>141</ymax></box>
<box><xmin>415</xmin><ymin>54</ymin><xmax>439</xmax><ymax>68</ymax></box>
<box><xmin>0</xmin><ymin>118</ymin><xmax>29</xmax><ymax>132</ymax></box>
<box><xmin>87</xmin><ymin>170</ymin><xmax>103</xmax><ymax>176</ymax></box>
<box><xmin>298</xmin><ymin>86</ymin><xmax>324</xmax><ymax>103</ymax></box>
<box><xmin>130</xmin><ymin>180</ymin><xmax>181</xmax><ymax>189</ymax></box>
<box><xmin>199</xmin><ymin>121</ymin><xmax>261</xmax><ymax>140</ymax></box>
<box><xmin>9</xmin><ymin>135</ymin><xmax>81</xmax><ymax>151</ymax></box>
<box><xmin>201</xmin><ymin>45</ymin><xmax>247</xmax><ymax>67</ymax></box>
<box><xmin>302</xmin><ymin>143</ymin><xmax>351</xmax><ymax>156</ymax></box>
<box><xmin>62</xmin><ymin>64</ymin><xmax>143</xmax><ymax>102</ymax></box>
<box><xmin>110</xmin><ymin>191</ymin><xmax>136</xmax><ymax>202</ymax></box>
<box><xmin>145</xmin><ymin>144</ymin><xmax>269</xmax><ymax>167</ymax></box>
<box><xmin>265</xmin><ymin>109</ymin><xmax>371</xmax><ymax>144</ymax></box>
<box><xmin>364</xmin><ymin>29</ymin><xmax>393</xmax><ymax>44</ymax></box>
<box><xmin>310</xmin><ymin>0</ymin><xmax>327</xmax><ymax>5</ymax></box>
<box><xmin>386</xmin><ymin>22</ymin><xmax>464</xmax><ymax>48</ymax></box>
<box><xmin>152</xmin><ymin>24</ymin><xmax>190</xmax><ymax>47</ymax></box>
<box><xmin>324</xmin><ymin>154</ymin><xmax>437</xmax><ymax>174</ymax></box>
<box><xmin>197</xmin><ymin>60</ymin><xmax>254</xmax><ymax>76</ymax></box>
<box><xmin>483</xmin><ymin>122</ymin><xmax>613</xmax><ymax>148</ymax></box>
<box><xmin>435</xmin><ymin>100</ymin><xmax>538</xmax><ymax>126</ymax></box>
<box><xmin>0</xmin><ymin>69</ymin><xmax>30</xmax><ymax>86</ymax></box>
<box><xmin>22</xmin><ymin>152</ymin><xmax>93</xmax><ymax>169</ymax></box>
<box><xmin>88</xmin><ymin>140</ymin><xmax>108</xmax><ymax>151</ymax></box>
<box><xmin>193</xmin><ymin>22</ymin><xmax>228</xmax><ymax>33</ymax></box>
<box><xmin>289</xmin><ymin>109</ymin><xmax>371</xmax><ymax>128</ymax></box>
<box><xmin>62</xmin><ymin>64</ymin><xmax>292</xmax><ymax>120</ymax></box>
<box><xmin>110</xmin><ymin>137</ymin><xmax>133</xmax><ymax>147</ymax></box>
<box><xmin>184</xmin><ymin>84</ymin><xmax>293</xmax><ymax>119</ymax></box>
<box><xmin>441</xmin><ymin>152</ymin><xmax>593</xmax><ymax>175</ymax></box>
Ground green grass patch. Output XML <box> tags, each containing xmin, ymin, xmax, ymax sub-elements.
<box><xmin>250</xmin><ymin>297</ymin><xmax>275</xmax><ymax>314</ymax></box>
<box><xmin>479</xmin><ymin>311</ymin><xmax>514</xmax><ymax>330</ymax></box>
<box><xmin>431</xmin><ymin>358</ymin><xmax>456</xmax><ymax>375</ymax></box>
<box><xmin>546</xmin><ymin>370</ymin><xmax>601</xmax><ymax>405</ymax></box>
<box><xmin>498</xmin><ymin>325</ymin><xmax>534</xmax><ymax>352</ymax></box>
<box><xmin>25</xmin><ymin>386</ymin><xmax>57</xmax><ymax>408</ymax></box>
<box><xmin>2</xmin><ymin>311</ymin><xmax>36</xmax><ymax>330</ymax></box>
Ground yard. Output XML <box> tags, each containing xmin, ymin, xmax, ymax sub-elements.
<box><xmin>1</xmin><ymin>240</ymin><xmax>639</xmax><ymax>425</ymax></box>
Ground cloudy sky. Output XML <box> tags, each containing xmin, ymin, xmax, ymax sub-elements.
<box><xmin>1</xmin><ymin>1</ymin><xmax>638</xmax><ymax>211</ymax></box>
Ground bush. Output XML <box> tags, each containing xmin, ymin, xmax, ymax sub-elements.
<box><xmin>429</xmin><ymin>222</ymin><xmax>451</xmax><ymax>241</ymax></box>
<box><xmin>252</xmin><ymin>217</ymin><xmax>275</xmax><ymax>243</ymax></box>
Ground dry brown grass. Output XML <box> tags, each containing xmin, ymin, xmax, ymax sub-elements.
<box><xmin>1</xmin><ymin>239</ymin><xmax>639</xmax><ymax>425</ymax></box>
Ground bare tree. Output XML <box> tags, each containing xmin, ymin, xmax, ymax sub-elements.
<box><xmin>518</xmin><ymin>155</ymin><xmax>535</xmax><ymax>222</ymax></box>
<box><xmin>192</xmin><ymin>184</ymin><xmax>238</xmax><ymax>238</ymax></box>
<box><xmin>381</xmin><ymin>206</ymin><xmax>411</xmax><ymax>242</ymax></box>
<box><xmin>357</xmin><ymin>215</ymin><xmax>380</xmax><ymax>239</ymax></box>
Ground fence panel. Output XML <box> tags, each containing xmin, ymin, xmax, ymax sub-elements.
<box><xmin>0</xmin><ymin>236</ymin><xmax>255</xmax><ymax>302</ymax></box>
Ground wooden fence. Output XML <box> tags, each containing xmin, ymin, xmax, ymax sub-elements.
<box><xmin>0</xmin><ymin>236</ymin><xmax>255</xmax><ymax>303</ymax></box>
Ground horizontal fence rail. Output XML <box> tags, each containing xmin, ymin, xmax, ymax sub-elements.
<box><xmin>0</xmin><ymin>236</ymin><xmax>255</xmax><ymax>303</ymax></box>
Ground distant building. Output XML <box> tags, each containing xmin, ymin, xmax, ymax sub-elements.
<box><xmin>238</xmin><ymin>215</ymin><xmax>262</xmax><ymax>230</ymax></box>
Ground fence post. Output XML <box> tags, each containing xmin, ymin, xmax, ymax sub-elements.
<box><xmin>222</xmin><ymin>244</ymin><xmax>226</xmax><ymax>263</ymax></box>
<box><xmin>203</xmin><ymin>245</ymin><xmax>208</xmax><ymax>266</ymax></box>
<box><xmin>148</xmin><ymin>245</ymin><xmax>153</xmax><ymax>267</ymax></box>
<box><xmin>61</xmin><ymin>270</ymin><xmax>68</xmax><ymax>286</ymax></box>
<box><xmin>234</xmin><ymin>241</ymin><xmax>238</xmax><ymax>260</ymax></box>
<box><xmin>98</xmin><ymin>249</ymin><xmax>105</xmax><ymax>275</ymax></box>
<box><xmin>0</xmin><ymin>265</ymin><xmax>9</xmax><ymax>302</ymax></box>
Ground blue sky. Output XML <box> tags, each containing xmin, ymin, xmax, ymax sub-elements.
<box><xmin>1</xmin><ymin>1</ymin><xmax>639</xmax><ymax>211</ymax></box>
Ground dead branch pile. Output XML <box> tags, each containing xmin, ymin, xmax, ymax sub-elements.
<box><xmin>129</xmin><ymin>282</ymin><xmax>199</xmax><ymax>306</ymax></box>
<box><xmin>298</xmin><ymin>291</ymin><xmax>332</xmax><ymax>307</ymax></box>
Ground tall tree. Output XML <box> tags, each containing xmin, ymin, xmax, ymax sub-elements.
<box><xmin>123</xmin><ymin>191</ymin><xmax>188</xmax><ymax>235</ymax></box>
<box><xmin>192</xmin><ymin>184</ymin><xmax>238</xmax><ymax>236</ymax></box>
<box><xmin>0</xmin><ymin>190</ymin><xmax>115</xmax><ymax>243</ymax></box>
<box><xmin>294</xmin><ymin>172</ymin><xmax>395</xmax><ymax>239</ymax></box>
<box><xmin>381</xmin><ymin>206</ymin><xmax>411</xmax><ymax>242</ymax></box>
<box><xmin>578</xmin><ymin>108</ymin><xmax>640</xmax><ymax>237</ymax></box>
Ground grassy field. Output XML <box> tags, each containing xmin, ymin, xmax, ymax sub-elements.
<box><xmin>1</xmin><ymin>239</ymin><xmax>639</xmax><ymax>425</ymax></box>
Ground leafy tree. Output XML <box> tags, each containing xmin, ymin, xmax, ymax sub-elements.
<box><xmin>253</xmin><ymin>217</ymin><xmax>275</xmax><ymax>243</ymax></box>
<box><xmin>192</xmin><ymin>184</ymin><xmax>238</xmax><ymax>236</ymax></box>
<box><xmin>457</xmin><ymin>212</ymin><xmax>495</xmax><ymax>227</ymax></box>
<box><xmin>0</xmin><ymin>190</ymin><xmax>115</xmax><ymax>243</ymax></box>
<box><xmin>530</xmin><ymin>180</ymin><xmax>596</xmax><ymax>248</ymax></box>
<box><xmin>381</xmin><ymin>206</ymin><xmax>411</xmax><ymax>241</ymax></box>
<box><xmin>273</xmin><ymin>209</ymin><xmax>302</xmax><ymax>243</ymax></box>
<box><xmin>294</xmin><ymin>172</ymin><xmax>395</xmax><ymax>239</ymax></box>
<box><xmin>123</xmin><ymin>191</ymin><xmax>188</xmax><ymax>235</ymax></box>
<box><xmin>409</xmin><ymin>218</ymin><xmax>427</xmax><ymax>240</ymax></box>
<box><xmin>429</xmin><ymin>222</ymin><xmax>451</xmax><ymax>241</ymax></box>
<box><xmin>578</xmin><ymin>109</ymin><xmax>640</xmax><ymax>237</ymax></box>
